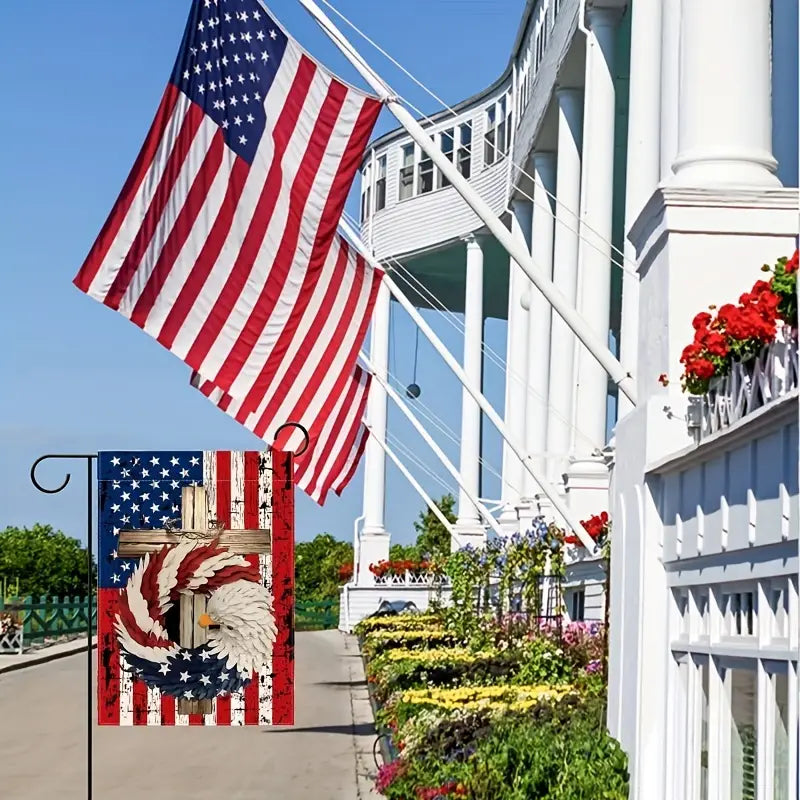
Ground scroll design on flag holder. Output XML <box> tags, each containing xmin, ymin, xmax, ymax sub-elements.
<box><xmin>30</xmin><ymin>453</ymin><xmax>97</xmax><ymax>800</ymax></box>
<box><xmin>273</xmin><ymin>422</ymin><xmax>310</xmax><ymax>457</ymax></box>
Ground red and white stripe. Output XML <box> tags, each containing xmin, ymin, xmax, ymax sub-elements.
<box><xmin>194</xmin><ymin>362</ymin><xmax>371</xmax><ymax>505</ymax></box>
<box><xmin>74</xmin><ymin>29</ymin><xmax>382</xmax><ymax>452</ymax></box>
<box><xmin>97</xmin><ymin>449</ymin><xmax>294</xmax><ymax>727</ymax></box>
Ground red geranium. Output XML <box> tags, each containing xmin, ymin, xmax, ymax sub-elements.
<box><xmin>338</xmin><ymin>562</ymin><xmax>353</xmax><ymax>582</ymax></box>
<box><xmin>565</xmin><ymin>512</ymin><xmax>610</xmax><ymax>548</ymax></box>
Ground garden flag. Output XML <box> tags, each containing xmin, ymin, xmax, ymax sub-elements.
<box><xmin>97</xmin><ymin>449</ymin><xmax>294</xmax><ymax>726</ymax></box>
<box><xmin>73</xmin><ymin>0</ymin><xmax>383</xmax><ymax>500</ymax></box>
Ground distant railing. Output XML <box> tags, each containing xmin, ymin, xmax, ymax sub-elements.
<box><xmin>0</xmin><ymin>595</ymin><xmax>96</xmax><ymax>652</ymax></box>
<box><xmin>372</xmin><ymin>571</ymin><xmax>448</xmax><ymax>587</ymax></box>
<box><xmin>295</xmin><ymin>600</ymin><xmax>339</xmax><ymax>631</ymax></box>
<box><xmin>689</xmin><ymin>328</ymin><xmax>799</xmax><ymax>441</ymax></box>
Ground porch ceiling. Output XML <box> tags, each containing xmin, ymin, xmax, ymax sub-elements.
<box><xmin>385</xmin><ymin>236</ymin><xmax>510</xmax><ymax>320</ymax></box>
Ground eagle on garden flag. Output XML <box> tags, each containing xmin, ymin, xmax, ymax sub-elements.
<box><xmin>73</xmin><ymin>0</ymin><xmax>383</xmax><ymax>502</ymax></box>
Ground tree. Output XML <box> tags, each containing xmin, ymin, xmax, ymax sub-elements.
<box><xmin>294</xmin><ymin>533</ymin><xmax>354</xmax><ymax>601</ymax></box>
<box><xmin>412</xmin><ymin>494</ymin><xmax>457</xmax><ymax>560</ymax></box>
<box><xmin>0</xmin><ymin>524</ymin><xmax>96</xmax><ymax>597</ymax></box>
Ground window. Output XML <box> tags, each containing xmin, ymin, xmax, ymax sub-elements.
<box><xmin>438</xmin><ymin>128</ymin><xmax>454</xmax><ymax>188</ymax></box>
<box><xmin>359</xmin><ymin>163</ymin><xmax>371</xmax><ymax>222</ymax></box>
<box><xmin>496</xmin><ymin>96</ymin><xmax>507</xmax><ymax>157</ymax></box>
<box><xmin>398</xmin><ymin>143</ymin><xmax>414</xmax><ymax>200</ymax></box>
<box><xmin>457</xmin><ymin>122</ymin><xmax>472</xmax><ymax>179</ymax></box>
<box><xmin>723</xmin><ymin>591</ymin><xmax>756</xmax><ymax>637</ymax></box>
<box><xmin>570</xmin><ymin>589</ymin><xmax>585</xmax><ymax>621</ymax></box>
<box><xmin>484</xmin><ymin>105</ymin><xmax>496</xmax><ymax>165</ymax></box>
<box><xmin>417</xmin><ymin>147</ymin><xmax>434</xmax><ymax>194</ymax></box>
<box><xmin>374</xmin><ymin>155</ymin><xmax>386</xmax><ymax>211</ymax></box>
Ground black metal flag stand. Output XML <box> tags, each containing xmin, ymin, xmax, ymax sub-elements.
<box><xmin>30</xmin><ymin>454</ymin><xmax>97</xmax><ymax>800</ymax></box>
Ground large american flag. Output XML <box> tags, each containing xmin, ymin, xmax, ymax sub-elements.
<box><xmin>74</xmin><ymin>0</ymin><xmax>382</xmax><ymax>498</ymax></box>
<box><xmin>97</xmin><ymin>449</ymin><xmax>294</xmax><ymax>726</ymax></box>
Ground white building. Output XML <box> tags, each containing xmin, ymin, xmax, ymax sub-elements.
<box><xmin>346</xmin><ymin>0</ymin><xmax>799</xmax><ymax>796</ymax></box>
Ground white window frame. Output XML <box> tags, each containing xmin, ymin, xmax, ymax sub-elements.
<box><xmin>374</xmin><ymin>154</ymin><xmax>386</xmax><ymax>212</ymax></box>
<box><xmin>398</xmin><ymin>142</ymin><xmax>415</xmax><ymax>201</ymax></box>
<box><xmin>437</xmin><ymin>127</ymin><xmax>455</xmax><ymax>188</ymax></box>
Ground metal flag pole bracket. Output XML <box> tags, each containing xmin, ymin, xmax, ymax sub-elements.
<box><xmin>273</xmin><ymin>422</ymin><xmax>311</xmax><ymax>457</ymax></box>
<box><xmin>30</xmin><ymin>453</ymin><xmax>97</xmax><ymax>800</ymax></box>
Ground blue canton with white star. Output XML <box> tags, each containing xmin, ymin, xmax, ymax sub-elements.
<box><xmin>169</xmin><ymin>0</ymin><xmax>289</xmax><ymax>164</ymax></box>
<box><xmin>98</xmin><ymin>451</ymin><xmax>204</xmax><ymax>588</ymax></box>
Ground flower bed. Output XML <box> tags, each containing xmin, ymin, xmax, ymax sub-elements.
<box><xmin>358</xmin><ymin>610</ymin><xmax>626</xmax><ymax>798</ymax></box>
<box><xmin>678</xmin><ymin>251</ymin><xmax>797</xmax><ymax>395</ymax></box>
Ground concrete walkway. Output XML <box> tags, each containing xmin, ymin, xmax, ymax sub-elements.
<box><xmin>0</xmin><ymin>631</ymin><xmax>380</xmax><ymax>800</ymax></box>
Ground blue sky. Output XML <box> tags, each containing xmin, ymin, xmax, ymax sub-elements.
<box><xmin>0</xmin><ymin>0</ymin><xmax>523</xmax><ymax>549</ymax></box>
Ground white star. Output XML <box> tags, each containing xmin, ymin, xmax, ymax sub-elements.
<box><xmin>224</xmin><ymin>11</ymin><xmax>231</xmax><ymax>22</ymax></box>
<box><xmin>143</xmin><ymin>516</ymin><xmax>150</xmax><ymax>524</ymax></box>
<box><xmin>254</xmin><ymin>91</ymin><xmax>261</xmax><ymax>100</ymax></box>
<box><xmin>201</xmin><ymin>40</ymin><xmax>209</xmax><ymax>53</ymax></box>
<box><xmin>270</xmin><ymin>29</ymin><xmax>277</xmax><ymax>39</ymax></box>
<box><xmin>239</xmin><ymin>10</ymin><xmax>249</xmax><ymax>22</ymax></box>
<box><xmin>121</xmin><ymin>491</ymin><xmax>130</xmax><ymax>501</ymax></box>
<box><xmin>112</xmin><ymin>526</ymin><xmax>120</xmax><ymax>536</ymax></box>
<box><xmin>111</xmin><ymin>503</ymin><xmax>120</xmax><ymax>513</ymax></box>
<box><xmin>160</xmin><ymin>516</ymin><xmax>169</xmax><ymax>524</ymax></box>
<box><xmin>190</xmin><ymin>457</ymin><xmax>200</xmax><ymax>466</ymax></box>
<box><xmin>110</xmin><ymin>549</ymin><xmax>118</xmax><ymax>559</ymax></box>
<box><xmin>209</xmin><ymin>80</ymin><xmax>217</xmax><ymax>91</ymax></box>
<box><xmin>183</xmin><ymin>690</ymin><xmax>194</xmax><ymax>699</ymax></box>
<box><xmin>212</xmin><ymin>38</ymin><xmax>219</xmax><ymax>49</ymax></box>
<box><xmin>233</xmin><ymin>53</ymin><xmax>241</xmax><ymax>64</ymax></box>
<box><xmin>111</xmin><ymin>457</ymin><xmax>121</xmax><ymax>466</ymax></box>
<box><xmin>234</xmin><ymin>114</ymin><xmax>242</xmax><ymax>126</ymax></box>
<box><xmin>199</xmin><ymin>650</ymin><xmax>211</xmax><ymax>661</ymax></box>
<box><xmin>151</xmin><ymin>480</ymin><xmax>159</xmax><ymax>488</ymax></box>
<box><xmin>172</xmin><ymin>505</ymin><xmax>179</xmax><ymax>513</ymax></box>
<box><xmin>141</xmin><ymin>492</ymin><xmax>150</xmax><ymax>501</ymax></box>
<box><xmin>113</xmin><ymin>481</ymin><xmax>120</xmax><ymax>490</ymax></box>
<box><xmin>181</xmin><ymin>651</ymin><xmax>192</xmax><ymax>661</ymax></box>
<box><xmin>121</xmin><ymin>562</ymin><xmax>131</xmax><ymax>572</ymax></box>
<box><xmin>205</xmin><ymin>61</ymin><xmax>213</xmax><ymax>72</ymax></box>
<box><xmin>161</xmin><ymin>468</ymin><xmax>169</xmax><ymax>478</ymax></box>
<box><xmin>131</xmin><ymin>480</ymin><xmax>140</xmax><ymax>490</ymax></box>
<box><xmin>242</xmin><ymin>31</ymin><xmax>252</xmax><ymax>43</ymax></box>
<box><xmin>171</xmin><ymin>480</ymin><xmax>179</xmax><ymax>489</ymax></box>
<box><xmin>180</xmin><ymin>468</ymin><xmax>190</xmax><ymax>478</ymax></box>
<box><xmin>229</xmin><ymin>95</ymin><xmax>238</xmax><ymax>107</ymax></box>
<box><xmin>133</xmin><ymin>458</ymin><xmax>140</xmax><ymax>466</ymax></box>
<box><xmin>204</xmin><ymin>0</ymin><xmax>210</xmax><ymax>6</ymax></box>
<box><xmin>222</xmin><ymin>119</ymin><xmax>229</xmax><ymax>129</ymax></box>
<box><xmin>111</xmin><ymin>574</ymin><xmax>120</xmax><ymax>584</ymax></box>
<box><xmin>221</xmin><ymin>55</ymin><xmax>229</xmax><ymax>67</ymax></box>
<box><xmin>159</xmin><ymin>663</ymin><xmax>170</xmax><ymax>675</ymax></box>
<box><xmin>170</xmin><ymin>457</ymin><xmax>179</xmax><ymax>466</ymax></box>
<box><xmin>224</xmin><ymin>75</ymin><xmax>233</xmax><ymax>86</ymax></box>
<box><xmin>161</xmin><ymin>492</ymin><xmax>169</xmax><ymax>501</ymax></box>
<box><xmin>121</xmin><ymin>468</ymin><xmax>130</xmax><ymax>477</ymax></box>
<box><xmin>194</xmin><ymin>64</ymin><xmax>201</xmax><ymax>75</ymax></box>
<box><xmin>180</xmin><ymin>671</ymin><xmax>190</xmax><ymax>682</ymax></box>
<box><xmin>253</xmin><ymin>9</ymin><xmax>261</xmax><ymax>20</ymax></box>
<box><xmin>197</xmin><ymin>20</ymin><xmax>204</xmax><ymax>31</ymax></box>
<box><xmin>183</xmin><ymin>69</ymin><xmax>190</xmax><ymax>80</ymax></box>
<box><xmin>190</xmin><ymin>46</ymin><xmax>198</xmax><ymax>56</ymax></box>
<box><xmin>256</xmin><ymin>31</ymin><xmax>264</xmax><ymax>42</ymax></box>
<box><xmin>249</xmin><ymin>71</ymin><xmax>256</xmax><ymax>81</ymax></box>
<box><xmin>242</xmin><ymin>93</ymin><xmax>249</xmax><ymax>104</ymax></box>
<box><xmin>261</xmin><ymin>51</ymin><xmax>269</xmax><ymax>63</ymax></box>
<box><xmin>237</xmin><ymin>73</ymin><xmax>245</xmax><ymax>84</ymax></box>
<box><xmin>245</xmin><ymin>52</ymin><xmax>255</xmax><ymax>64</ymax></box>
<box><xmin>229</xmin><ymin>32</ymin><xmax>236</xmax><ymax>43</ymax></box>
<box><xmin>121</xmin><ymin>515</ymin><xmax>130</xmax><ymax>524</ymax></box>
<box><xmin>246</xmin><ymin>113</ymin><xmax>254</xmax><ymax>123</ymax></box>
<box><xmin>151</xmin><ymin>503</ymin><xmax>159</xmax><ymax>513</ymax></box>
<box><xmin>131</xmin><ymin>503</ymin><xmax>139</xmax><ymax>512</ymax></box>
<box><xmin>219</xmin><ymin>671</ymin><xmax>229</xmax><ymax>681</ymax></box>
<box><xmin>151</xmin><ymin>457</ymin><xmax>160</xmax><ymax>466</ymax></box>
<box><xmin>198</xmin><ymin>84</ymin><xmax>205</xmax><ymax>94</ymax></box>
<box><xmin>199</xmin><ymin>674</ymin><xmax>211</xmax><ymax>686</ymax></box>
<box><xmin>142</xmin><ymin>468</ymin><xmax>150</xmax><ymax>478</ymax></box>
<box><xmin>239</xmin><ymin>135</ymin><xmax>247</xmax><ymax>145</ymax></box>
<box><xmin>213</xmin><ymin>100</ymin><xmax>223</xmax><ymax>110</ymax></box>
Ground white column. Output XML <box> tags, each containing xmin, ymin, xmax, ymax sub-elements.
<box><xmin>573</xmin><ymin>5</ymin><xmax>623</xmax><ymax>456</ymax></box>
<box><xmin>499</xmin><ymin>203</ymin><xmax>533</xmax><ymax>533</ymax></box>
<box><xmin>545</xmin><ymin>88</ymin><xmax>583</xmax><ymax>487</ymax></box>
<box><xmin>619</xmin><ymin>0</ymin><xmax>662</xmax><ymax>418</ymax></box>
<box><xmin>659</xmin><ymin>0</ymin><xmax>680</xmax><ymax>182</ymax></box>
<box><xmin>454</xmin><ymin>234</ymin><xmax>486</xmax><ymax>545</ymax></box>
<box><xmin>358</xmin><ymin>279</ymin><xmax>390</xmax><ymax>583</ymax></box>
<box><xmin>672</xmin><ymin>0</ymin><xmax>780</xmax><ymax>187</ymax></box>
<box><xmin>525</xmin><ymin>152</ymin><xmax>556</xmax><ymax>492</ymax></box>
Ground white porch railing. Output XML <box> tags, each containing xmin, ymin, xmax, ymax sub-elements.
<box><xmin>373</xmin><ymin>571</ymin><xmax>447</xmax><ymax>587</ymax></box>
<box><xmin>688</xmin><ymin>326</ymin><xmax>799</xmax><ymax>441</ymax></box>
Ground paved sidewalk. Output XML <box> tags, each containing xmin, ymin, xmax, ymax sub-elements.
<box><xmin>0</xmin><ymin>635</ymin><xmax>96</xmax><ymax>674</ymax></box>
<box><xmin>0</xmin><ymin>630</ymin><xmax>380</xmax><ymax>800</ymax></box>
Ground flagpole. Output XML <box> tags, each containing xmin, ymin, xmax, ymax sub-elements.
<box><xmin>359</xmin><ymin>351</ymin><xmax>506</xmax><ymax>540</ymax></box>
<box><xmin>340</xmin><ymin>220</ymin><xmax>599</xmax><ymax>552</ymax></box>
<box><xmin>366</xmin><ymin>426</ymin><xmax>458</xmax><ymax>543</ymax></box>
<box><xmin>296</xmin><ymin>0</ymin><xmax>637</xmax><ymax>407</ymax></box>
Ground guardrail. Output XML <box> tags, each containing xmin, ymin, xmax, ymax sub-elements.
<box><xmin>0</xmin><ymin>595</ymin><xmax>96</xmax><ymax>651</ymax></box>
